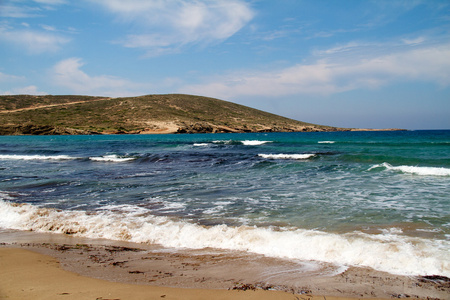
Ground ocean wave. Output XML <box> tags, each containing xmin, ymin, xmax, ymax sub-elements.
<box><xmin>0</xmin><ymin>154</ymin><xmax>139</xmax><ymax>163</ymax></box>
<box><xmin>258</xmin><ymin>154</ymin><xmax>316</xmax><ymax>160</ymax></box>
<box><xmin>89</xmin><ymin>155</ymin><xmax>136</xmax><ymax>162</ymax></box>
<box><xmin>0</xmin><ymin>154</ymin><xmax>77</xmax><ymax>161</ymax></box>
<box><xmin>1</xmin><ymin>199</ymin><xmax>447</xmax><ymax>277</ymax></box>
<box><xmin>241</xmin><ymin>140</ymin><xmax>272</xmax><ymax>146</ymax></box>
<box><xmin>369</xmin><ymin>162</ymin><xmax>450</xmax><ymax>176</ymax></box>
<box><xmin>212</xmin><ymin>140</ymin><xmax>232</xmax><ymax>145</ymax></box>
<box><xmin>318</xmin><ymin>141</ymin><xmax>335</xmax><ymax>144</ymax></box>
<box><xmin>193</xmin><ymin>143</ymin><xmax>210</xmax><ymax>147</ymax></box>
<box><xmin>210</xmin><ymin>140</ymin><xmax>272</xmax><ymax>146</ymax></box>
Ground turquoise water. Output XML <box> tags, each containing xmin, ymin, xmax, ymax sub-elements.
<box><xmin>0</xmin><ymin>130</ymin><xmax>449</xmax><ymax>276</ymax></box>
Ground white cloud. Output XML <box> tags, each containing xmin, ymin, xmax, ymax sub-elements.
<box><xmin>1</xmin><ymin>85</ymin><xmax>48</xmax><ymax>95</ymax></box>
<box><xmin>33</xmin><ymin>0</ymin><xmax>67</xmax><ymax>4</ymax></box>
<box><xmin>91</xmin><ymin>0</ymin><xmax>254</xmax><ymax>55</ymax></box>
<box><xmin>402</xmin><ymin>36</ymin><xmax>426</xmax><ymax>45</ymax></box>
<box><xmin>0</xmin><ymin>71</ymin><xmax>23</xmax><ymax>82</ymax></box>
<box><xmin>0</xmin><ymin>27</ymin><xmax>70</xmax><ymax>54</ymax></box>
<box><xmin>40</xmin><ymin>24</ymin><xmax>57</xmax><ymax>31</ymax></box>
<box><xmin>0</xmin><ymin>0</ymin><xmax>66</xmax><ymax>18</ymax></box>
<box><xmin>0</xmin><ymin>71</ymin><xmax>46</xmax><ymax>95</ymax></box>
<box><xmin>261</xmin><ymin>29</ymin><xmax>299</xmax><ymax>41</ymax></box>
<box><xmin>314</xmin><ymin>42</ymin><xmax>366</xmax><ymax>55</ymax></box>
<box><xmin>0</xmin><ymin>3</ymin><xmax>42</xmax><ymax>18</ymax></box>
<box><xmin>51</xmin><ymin>58</ymin><xmax>142</xmax><ymax>96</ymax></box>
<box><xmin>181</xmin><ymin>43</ymin><xmax>450</xmax><ymax>99</ymax></box>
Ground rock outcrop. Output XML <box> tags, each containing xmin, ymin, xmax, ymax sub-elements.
<box><xmin>0</xmin><ymin>125</ymin><xmax>98</xmax><ymax>135</ymax></box>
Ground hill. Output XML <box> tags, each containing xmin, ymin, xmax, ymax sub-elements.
<box><xmin>0</xmin><ymin>94</ymin><xmax>346</xmax><ymax>135</ymax></box>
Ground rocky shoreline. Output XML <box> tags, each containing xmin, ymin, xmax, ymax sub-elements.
<box><xmin>0</xmin><ymin>123</ymin><xmax>404</xmax><ymax>135</ymax></box>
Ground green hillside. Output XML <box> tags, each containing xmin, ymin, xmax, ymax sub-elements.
<box><xmin>0</xmin><ymin>94</ymin><xmax>344</xmax><ymax>135</ymax></box>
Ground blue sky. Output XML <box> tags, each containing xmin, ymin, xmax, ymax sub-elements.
<box><xmin>1</xmin><ymin>0</ymin><xmax>449</xmax><ymax>129</ymax></box>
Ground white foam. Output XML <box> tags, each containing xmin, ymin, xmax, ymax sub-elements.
<box><xmin>212</xmin><ymin>140</ymin><xmax>232</xmax><ymax>144</ymax></box>
<box><xmin>160</xmin><ymin>202</ymin><xmax>187</xmax><ymax>211</ymax></box>
<box><xmin>416</xmin><ymin>228</ymin><xmax>442</xmax><ymax>233</ymax></box>
<box><xmin>193</xmin><ymin>143</ymin><xmax>210</xmax><ymax>147</ymax></box>
<box><xmin>258</xmin><ymin>154</ymin><xmax>316</xmax><ymax>160</ymax></box>
<box><xmin>0</xmin><ymin>191</ymin><xmax>14</xmax><ymax>201</ymax></box>
<box><xmin>96</xmin><ymin>204</ymin><xmax>150</xmax><ymax>215</ymax></box>
<box><xmin>369</xmin><ymin>162</ymin><xmax>450</xmax><ymax>176</ymax></box>
<box><xmin>202</xmin><ymin>201</ymin><xmax>232</xmax><ymax>215</ymax></box>
<box><xmin>380</xmin><ymin>227</ymin><xmax>403</xmax><ymax>234</ymax></box>
<box><xmin>318</xmin><ymin>141</ymin><xmax>335</xmax><ymax>144</ymax></box>
<box><xmin>0</xmin><ymin>154</ymin><xmax>76</xmax><ymax>161</ymax></box>
<box><xmin>1</xmin><ymin>199</ymin><xmax>448</xmax><ymax>277</ymax></box>
<box><xmin>241</xmin><ymin>140</ymin><xmax>271</xmax><ymax>146</ymax></box>
<box><xmin>89</xmin><ymin>155</ymin><xmax>135</xmax><ymax>162</ymax></box>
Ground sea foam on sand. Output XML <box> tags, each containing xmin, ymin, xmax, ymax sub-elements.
<box><xmin>0</xmin><ymin>199</ymin><xmax>448</xmax><ymax>277</ymax></box>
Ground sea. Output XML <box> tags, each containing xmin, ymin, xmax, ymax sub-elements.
<box><xmin>0</xmin><ymin>130</ymin><xmax>449</xmax><ymax>277</ymax></box>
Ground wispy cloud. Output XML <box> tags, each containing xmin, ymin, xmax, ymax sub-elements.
<box><xmin>0</xmin><ymin>26</ymin><xmax>71</xmax><ymax>54</ymax></box>
<box><xmin>33</xmin><ymin>0</ymin><xmax>67</xmax><ymax>4</ymax></box>
<box><xmin>1</xmin><ymin>85</ymin><xmax>48</xmax><ymax>95</ymax></box>
<box><xmin>0</xmin><ymin>71</ymin><xmax>24</xmax><ymax>82</ymax></box>
<box><xmin>0</xmin><ymin>71</ymin><xmax>46</xmax><ymax>95</ymax></box>
<box><xmin>181</xmin><ymin>43</ymin><xmax>450</xmax><ymax>99</ymax></box>
<box><xmin>0</xmin><ymin>3</ymin><xmax>42</xmax><ymax>18</ymax></box>
<box><xmin>402</xmin><ymin>36</ymin><xmax>426</xmax><ymax>45</ymax></box>
<box><xmin>40</xmin><ymin>24</ymin><xmax>57</xmax><ymax>31</ymax></box>
<box><xmin>0</xmin><ymin>0</ymin><xmax>72</xmax><ymax>54</ymax></box>
<box><xmin>0</xmin><ymin>0</ymin><xmax>66</xmax><ymax>18</ymax></box>
<box><xmin>50</xmin><ymin>58</ymin><xmax>143</xmax><ymax>97</ymax></box>
<box><xmin>314</xmin><ymin>42</ymin><xmax>367</xmax><ymax>56</ymax></box>
<box><xmin>92</xmin><ymin>0</ymin><xmax>254</xmax><ymax>55</ymax></box>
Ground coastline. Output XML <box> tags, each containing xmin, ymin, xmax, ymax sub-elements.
<box><xmin>0</xmin><ymin>124</ymin><xmax>406</xmax><ymax>135</ymax></box>
<box><xmin>1</xmin><ymin>230</ymin><xmax>448</xmax><ymax>300</ymax></box>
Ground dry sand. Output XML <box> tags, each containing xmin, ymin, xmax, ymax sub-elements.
<box><xmin>0</xmin><ymin>230</ymin><xmax>449</xmax><ymax>300</ymax></box>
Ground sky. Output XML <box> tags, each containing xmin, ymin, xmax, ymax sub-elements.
<box><xmin>1</xmin><ymin>0</ymin><xmax>449</xmax><ymax>129</ymax></box>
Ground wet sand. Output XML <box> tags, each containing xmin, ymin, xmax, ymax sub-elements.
<box><xmin>1</xmin><ymin>230</ymin><xmax>449</xmax><ymax>300</ymax></box>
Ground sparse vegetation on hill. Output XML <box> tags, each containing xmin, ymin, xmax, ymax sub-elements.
<box><xmin>0</xmin><ymin>94</ymin><xmax>345</xmax><ymax>135</ymax></box>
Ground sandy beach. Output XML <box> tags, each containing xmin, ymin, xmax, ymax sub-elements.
<box><xmin>1</xmin><ymin>248</ymin><xmax>302</xmax><ymax>300</ymax></box>
<box><xmin>1</xmin><ymin>230</ymin><xmax>449</xmax><ymax>300</ymax></box>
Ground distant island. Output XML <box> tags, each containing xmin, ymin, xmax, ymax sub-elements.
<box><xmin>0</xmin><ymin>94</ymin><xmax>403</xmax><ymax>135</ymax></box>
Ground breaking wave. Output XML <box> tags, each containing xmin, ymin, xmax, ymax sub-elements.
<box><xmin>1</xmin><ymin>199</ymin><xmax>447</xmax><ymax>277</ymax></box>
<box><xmin>0</xmin><ymin>154</ymin><xmax>136</xmax><ymax>163</ymax></box>
<box><xmin>369</xmin><ymin>162</ymin><xmax>450</xmax><ymax>176</ymax></box>
<box><xmin>0</xmin><ymin>154</ymin><xmax>77</xmax><ymax>161</ymax></box>
<box><xmin>241</xmin><ymin>140</ymin><xmax>272</xmax><ymax>146</ymax></box>
<box><xmin>89</xmin><ymin>155</ymin><xmax>136</xmax><ymax>162</ymax></box>
<box><xmin>258</xmin><ymin>154</ymin><xmax>316</xmax><ymax>160</ymax></box>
